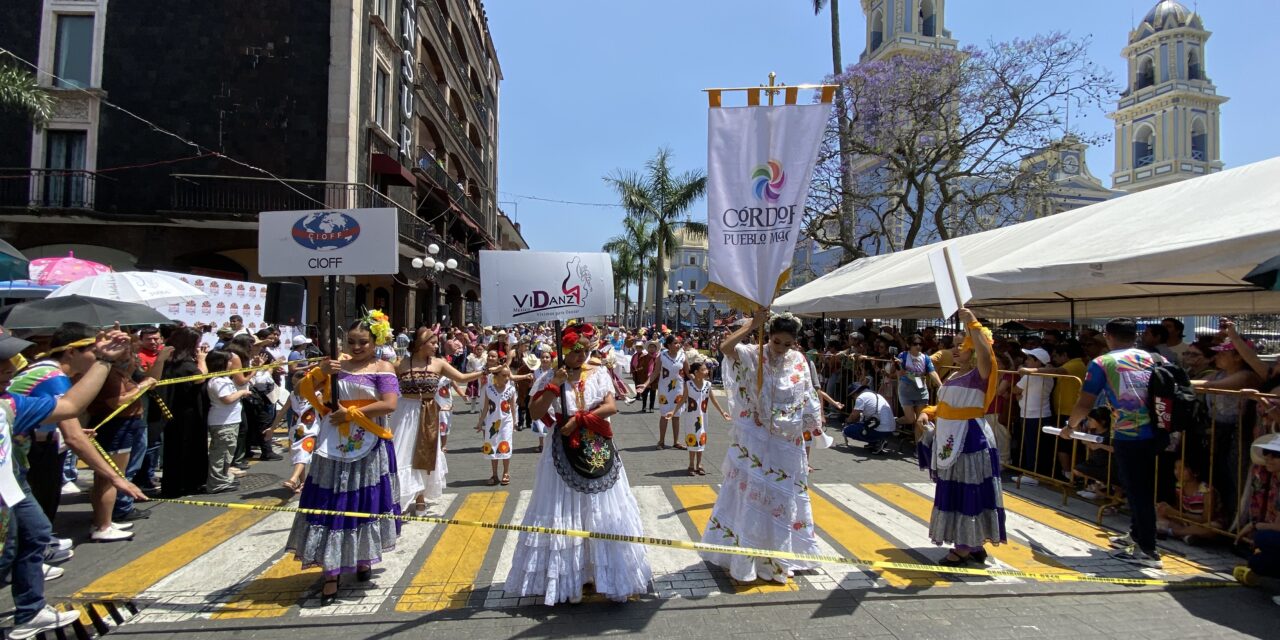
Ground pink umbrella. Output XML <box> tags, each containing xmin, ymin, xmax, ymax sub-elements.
<box><xmin>28</xmin><ymin>251</ymin><xmax>112</xmax><ymax>286</ymax></box>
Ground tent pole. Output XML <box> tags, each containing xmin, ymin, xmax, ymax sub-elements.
<box><xmin>1070</xmin><ymin>299</ymin><xmax>1077</xmax><ymax>332</ymax></box>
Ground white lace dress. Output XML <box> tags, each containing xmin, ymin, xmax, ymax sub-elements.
<box><xmin>701</xmin><ymin>343</ymin><xmax>826</xmax><ymax>583</ymax></box>
<box><xmin>504</xmin><ymin>366</ymin><xmax>652</xmax><ymax>604</ymax></box>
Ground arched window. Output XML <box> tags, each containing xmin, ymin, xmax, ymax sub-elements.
<box><xmin>1190</xmin><ymin>118</ymin><xmax>1207</xmax><ymax>161</ymax></box>
<box><xmin>1133</xmin><ymin>125</ymin><xmax>1155</xmax><ymax>168</ymax></box>
<box><xmin>1136</xmin><ymin>57</ymin><xmax>1155</xmax><ymax>90</ymax></box>
<box><xmin>920</xmin><ymin>0</ymin><xmax>937</xmax><ymax>37</ymax></box>
<box><xmin>870</xmin><ymin>10</ymin><xmax>884</xmax><ymax>52</ymax></box>
<box><xmin>689</xmin><ymin>256</ymin><xmax>695</xmax><ymax>265</ymax></box>
<box><xmin>1187</xmin><ymin>49</ymin><xmax>1202</xmax><ymax>80</ymax></box>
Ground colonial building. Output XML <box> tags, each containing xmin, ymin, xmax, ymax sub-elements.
<box><xmin>0</xmin><ymin>0</ymin><xmax>521</xmax><ymax>329</ymax></box>
<box><xmin>655</xmin><ymin>226</ymin><xmax>716</xmax><ymax>329</ymax></box>
<box><xmin>859</xmin><ymin>0</ymin><xmax>957</xmax><ymax>63</ymax></box>
<box><xmin>1108</xmin><ymin>0</ymin><xmax>1228</xmax><ymax>191</ymax></box>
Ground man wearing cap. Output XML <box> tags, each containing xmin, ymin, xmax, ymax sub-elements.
<box><xmin>1012</xmin><ymin>347</ymin><xmax>1055</xmax><ymax>482</ymax></box>
<box><xmin>0</xmin><ymin>327</ymin><xmax>144</xmax><ymax>639</ymax></box>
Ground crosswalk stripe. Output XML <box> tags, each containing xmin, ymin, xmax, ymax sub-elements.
<box><xmin>488</xmin><ymin>490</ymin><xmax>531</xmax><ymax>587</ymax></box>
<box><xmin>75</xmin><ymin>497</ymin><xmax>281</xmax><ymax>601</ymax></box>
<box><xmin>129</xmin><ymin>511</ymin><xmax>295</xmax><ymax>624</ymax></box>
<box><xmin>208</xmin><ymin>547</ymin><xmax>321</xmax><ymax>619</ymax></box>
<box><xmin>396</xmin><ymin>491</ymin><xmax>508</xmax><ymax>612</ymax></box>
<box><xmin>297</xmin><ymin>494</ymin><xmax>458</xmax><ymax>617</ymax></box>
<box><xmin>807</xmin><ymin>487</ymin><xmax>948</xmax><ymax>588</ymax></box>
<box><xmin>633</xmin><ymin>486</ymin><xmax>704</xmax><ymax>577</ymax></box>
<box><xmin>863</xmin><ymin>483</ymin><xmax>1073</xmax><ymax>578</ymax></box>
<box><xmin>995</xmin><ymin>489</ymin><xmax>1213</xmax><ymax>576</ymax></box>
<box><xmin>668</xmin><ymin>484</ymin><xmax>797</xmax><ymax>594</ymax></box>
<box><xmin>905</xmin><ymin>483</ymin><xmax>1110</xmax><ymax>562</ymax></box>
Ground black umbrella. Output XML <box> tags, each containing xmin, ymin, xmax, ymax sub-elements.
<box><xmin>0</xmin><ymin>238</ymin><xmax>29</xmax><ymax>281</ymax></box>
<box><xmin>2</xmin><ymin>294</ymin><xmax>171</xmax><ymax>330</ymax></box>
<box><xmin>1243</xmin><ymin>255</ymin><xmax>1280</xmax><ymax>291</ymax></box>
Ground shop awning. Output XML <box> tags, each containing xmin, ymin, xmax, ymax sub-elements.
<box><xmin>371</xmin><ymin>152</ymin><xmax>416</xmax><ymax>188</ymax></box>
<box><xmin>774</xmin><ymin>156</ymin><xmax>1280</xmax><ymax>320</ymax></box>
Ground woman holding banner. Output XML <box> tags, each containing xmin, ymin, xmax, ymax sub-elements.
<box><xmin>701</xmin><ymin>309</ymin><xmax>828</xmax><ymax>585</ymax></box>
<box><xmin>285</xmin><ymin>311</ymin><xmax>401</xmax><ymax>606</ymax></box>
<box><xmin>915</xmin><ymin>308</ymin><xmax>1007</xmax><ymax>566</ymax></box>
<box><xmin>504</xmin><ymin>325</ymin><xmax>651</xmax><ymax>605</ymax></box>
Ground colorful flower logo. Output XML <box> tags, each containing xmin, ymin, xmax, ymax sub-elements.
<box><xmin>699</xmin><ymin>433</ymin><xmax>707</xmax><ymax>446</ymax></box>
<box><xmin>482</xmin><ymin>442</ymin><xmax>493</xmax><ymax>455</ymax></box>
<box><xmin>500</xmin><ymin>400</ymin><xmax>511</xmax><ymax>413</ymax></box>
<box><xmin>701</xmin><ymin>399</ymin><xmax>708</xmax><ymax>413</ymax></box>
<box><xmin>497</xmin><ymin>441</ymin><xmax>511</xmax><ymax>454</ymax></box>
<box><xmin>658</xmin><ymin>395</ymin><xmax>667</xmax><ymax>405</ymax></box>
<box><xmin>685</xmin><ymin>433</ymin><xmax>697</xmax><ymax>447</ymax></box>
<box><xmin>751</xmin><ymin>160</ymin><xmax>786</xmax><ymax>202</ymax></box>
<box><xmin>300</xmin><ymin>436</ymin><xmax>316</xmax><ymax>453</ymax></box>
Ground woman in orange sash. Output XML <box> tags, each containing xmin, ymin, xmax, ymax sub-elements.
<box><xmin>285</xmin><ymin>311</ymin><xmax>400</xmax><ymax>605</ymax></box>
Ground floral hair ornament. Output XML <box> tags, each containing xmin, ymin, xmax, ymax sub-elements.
<box><xmin>768</xmin><ymin>310</ymin><xmax>799</xmax><ymax>328</ymax></box>
<box><xmin>561</xmin><ymin>328</ymin><xmax>589</xmax><ymax>355</ymax></box>
<box><xmin>361</xmin><ymin>308</ymin><xmax>394</xmax><ymax>346</ymax></box>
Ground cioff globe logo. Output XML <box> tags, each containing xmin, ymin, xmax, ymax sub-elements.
<box><xmin>291</xmin><ymin>211</ymin><xmax>361</xmax><ymax>251</ymax></box>
<box><xmin>751</xmin><ymin>160</ymin><xmax>785</xmax><ymax>202</ymax></box>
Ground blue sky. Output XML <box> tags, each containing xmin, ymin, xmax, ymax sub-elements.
<box><xmin>487</xmin><ymin>0</ymin><xmax>1278</xmax><ymax>253</ymax></box>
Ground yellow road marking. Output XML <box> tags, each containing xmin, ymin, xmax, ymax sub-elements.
<box><xmin>669</xmin><ymin>484</ymin><xmax>797</xmax><ymax>594</ymax></box>
<box><xmin>807</xmin><ymin>489</ymin><xmax>948</xmax><ymax>589</ymax></box>
<box><xmin>864</xmin><ymin>483</ymin><xmax>1074</xmax><ymax>576</ymax></box>
<box><xmin>1000</xmin><ymin>492</ymin><xmax>1211</xmax><ymax>575</ymax></box>
<box><xmin>396</xmin><ymin>491</ymin><xmax>508</xmax><ymax>612</ymax></box>
<box><xmin>210</xmin><ymin>552</ymin><xmax>320</xmax><ymax>619</ymax></box>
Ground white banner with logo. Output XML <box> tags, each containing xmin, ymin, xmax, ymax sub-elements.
<box><xmin>479</xmin><ymin>251</ymin><xmax>613</xmax><ymax>326</ymax></box>
<box><xmin>705</xmin><ymin>103</ymin><xmax>830</xmax><ymax>309</ymax></box>
<box><xmin>153</xmin><ymin>270</ymin><xmax>270</xmax><ymax>329</ymax></box>
<box><xmin>258</xmin><ymin>208</ymin><xmax>399</xmax><ymax>277</ymax></box>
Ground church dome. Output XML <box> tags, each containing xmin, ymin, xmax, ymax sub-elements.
<box><xmin>1132</xmin><ymin>1</ymin><xmax>1203</xmax><ymax>42</ymax></box>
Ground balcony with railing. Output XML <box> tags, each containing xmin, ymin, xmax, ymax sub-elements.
<box><xmin>0</xmin><ymin>168</ymin><xmax>113</xmax><ymax>212</ymax></box>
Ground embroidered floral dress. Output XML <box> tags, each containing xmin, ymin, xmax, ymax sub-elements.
<box><xmin>482</xmin><ymin>381</ymin><xmax>516</xmax><ymax>460</ymax></box>
<box><xmin>286</xmin><ymin>371</ymin><xmax>401</xmax><ymax>577</ymax></box>
<box><xmin>702</xmin><ymin>343</ymin><xmax>826</xmax><ymax>583</ymax></box>
<box><xmin>917</xmin><ymin>367</ymin><xmax>1007</xmax><ymax>549</ymax></box>
<box><xmin>505</xmin><ymin>366</ymin><xmax>651</xmax><ymax>604</ymax></box>
<box><xmin>679</xmin><ymin>379</ymin><xmax>712</xmax><ymax>452</ymax></box>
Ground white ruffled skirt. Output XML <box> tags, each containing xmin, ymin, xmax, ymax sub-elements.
<box><xmin>503</xmin><ymin>444</ymin><xmax>652</xmax><ymax>605</ymax></box>
<box><xmin>388</xmin><ymin>400</ymin><xmax>447</xmax><ymax>502</ymax></box>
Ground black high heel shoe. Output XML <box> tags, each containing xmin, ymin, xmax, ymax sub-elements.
<box><xmin>319</xmin><ymin>578</ymin><xmax>339</xmax><ymax>606</ymax></box>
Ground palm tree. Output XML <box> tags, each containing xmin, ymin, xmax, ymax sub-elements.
<box><xmin>608</xmin><ymin>252</ymin><xmax>635</xmax><ymax>321</ymax></box>
<box><xmin>603</xmin><ymin>213</ymin><xmax>654</xmax><ymax>327</ymax></box>
<box><xmin>604</xmin><ymin>148</ymin><xmax>707</xmax><ymax>329</ymax></box>
<box><xmin>0</xmin><ymin>54</ymin><xmax>53</xmax><ymax>124</ymax></box>
<box><xmin>812</xmin><ymin>0</ymin><xmax>857</xmax><ymax>264</ymax></box>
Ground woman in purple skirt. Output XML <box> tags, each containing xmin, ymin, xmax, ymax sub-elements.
<box><xmin>286</xmin><ymin>311</ymin><xmax>401</xmax><ymax>605</ymax></box>
<box><xmin>916</xmin><ymin>308</ymin><xmax>1007</xmax><ymax>566</ymax></box>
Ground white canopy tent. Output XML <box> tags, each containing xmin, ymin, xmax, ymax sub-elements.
<box><xmin>774</xmin><ymin>156</ymin><xmax>1280</xmax><ymax>320</ymax></box>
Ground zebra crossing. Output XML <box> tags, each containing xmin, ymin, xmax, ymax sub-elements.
<box><xmin>59</xmin><ymin>481</ymin><xmax>1237</xmax><ymax>627</ymax></box>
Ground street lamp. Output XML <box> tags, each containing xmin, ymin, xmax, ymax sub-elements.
<box><xmin>667</xmin><ymin>280</ymin><xmax>695</xmax><ymax>332</ymax></box>
<box><xmin>411</xmin><ymin>243</ymin><xmax>458</xmax><ymax>325</ymax></box>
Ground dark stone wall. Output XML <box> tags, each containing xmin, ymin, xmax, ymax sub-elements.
<box><xmin>98</xmin><ymin>0</ymin><xmax>332</xmax><ymax>213</ymax></box>
<box><xmin>0</xmin><ymin>0</ymin><xmax>45</xmax><ymax>168</ymax></box>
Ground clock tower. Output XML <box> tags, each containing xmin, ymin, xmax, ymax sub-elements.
<box><xmin>1024</xmin><ymin>135</ymin><xmax>1121</xmax><ymax>219</ymax></box>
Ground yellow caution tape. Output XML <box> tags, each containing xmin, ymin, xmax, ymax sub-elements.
<box><xmin>85</xmin><ymin>421</ymin><xmax>1236</xmax><ymax>591</ymax></box>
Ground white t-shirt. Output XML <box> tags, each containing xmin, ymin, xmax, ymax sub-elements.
<box><xmin>1016</xmin><ymin>374</ymin><xmax>1054</xmax><ymax>419</ymax></box>
<box><xmin>207</xmin><ymin>377</ymin><xmax>245</xmax><ymax>426</ymax></box>
<box><xmin>853</xmin><ymin>390</ymin><xmax>896</xmax><ymax>432</ymax></box>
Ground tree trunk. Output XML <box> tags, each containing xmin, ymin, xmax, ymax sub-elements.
<box><xmin>654</xmin><ymin>245</ymin><xmax>667</xmax><ymax>330</ymax></box>
<box><xmin>829</xmin><ymin>0</ymin><xmax>858</xmax><ymax>266</ymax></box>
<box><xmin>635</xmin><ymin>267</ymin><xmax>646</xmax><ymax>329</ymax></box>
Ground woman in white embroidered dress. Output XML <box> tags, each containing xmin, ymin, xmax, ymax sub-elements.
<box><xmin>636</xmin><ymin>334</ymin><xmax>687</xmax><ymax>450</ymax></box>
<box><xmin>504</xmin><ymin>326</ymin><xmax>651</xmax><ymax>605</ymax></box>
<box><xmin>701</xmin><ymin>310</ymin><xmax>827</xmax><ymax>584</ymax></box>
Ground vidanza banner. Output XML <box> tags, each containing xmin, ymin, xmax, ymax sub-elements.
<box><xmin>479</xmin><ymin>251</ymin><xmax>614</xmax><ymax>326</ymax></box>
<box><xmin>704</xmin><ymin>103</ymin><xmax>830</xmax><ymax>310</ymax></box>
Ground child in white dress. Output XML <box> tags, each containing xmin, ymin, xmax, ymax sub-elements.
<box><xmin>672</xmin><ymin>361</ymin><xmax>729</xmax><ymax>476</ymax></box>
<box><xmin>476</xmin><ymin>366</ymin><xmax>516</xmax><ymax>485</ymax></box>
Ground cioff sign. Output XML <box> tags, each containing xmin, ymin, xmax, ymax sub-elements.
<box><xmin>258</xmin><ymin>208</ymin><xmax>399</xmax><ymax>277</ymax></box>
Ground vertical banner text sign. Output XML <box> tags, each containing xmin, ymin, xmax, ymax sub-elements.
<box><xmin>706</xmin><ymin>103</ymin><xmax>830</xmax><ymax>309</ymax></box>
<box><xmin>258</xmin><ymin>208</ymin><xmax>399</xmax><ymax>277</ymax></box>
<box><xmin>480</xmin><ymin>251</ymin><xmax>614</xmax><ymax>326</ymax></box>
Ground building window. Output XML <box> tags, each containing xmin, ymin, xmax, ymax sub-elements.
<box><xmin>1190</xmin><ymin>118</ymin><xmax>1207</xmax><ymax>161</ymax></box>
<box><xmin>689</xmin><ymin>256</ymin><xmax>695</xmax><ymax>265</ymax></box>
<box><xmin>920</xmin><ymin>0</ymin><xmax>936</xmax><ymax>37</ymax></box>
<box><xmin>375</xmin><ymin>65</ymin><xmax>390</xmax><ymax>130</ymax></box>
<box><xmin>42</xmin><ymin>130</ymin><xmax>89</xmax><ymax>207</ymax></box>
<box><xmin>1136</xmin><ymin>57</ymin><xmax>1155</xmax><ymax>90</ymax></box>
<box><xmin>689</xmin><ymin>279</ymin><xmax>697</xmax><ymax>291</ymax></box>
<box><xmin>375</xmin><ymin>0</ymin><xmax>391</xmax><ymax>26</ymax></box>
<box><xmin>53</xmin><ymin>14</ymin><xmax>94</xmax><ymax>88</ymax></box>
<box><xmin>1187</xmin><ymin>49</ymin><xmax>1202</xmax><ymax>80</ymax></box>
<box><xmin>1133</xmin><ymin>126</ymin><xmax>1155</xmax><ymax>168</ymax></box>
<box><xmin>870</xmin><ymin>10</ymin><xmax>884</xmax><ymax>52</ymax></box>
